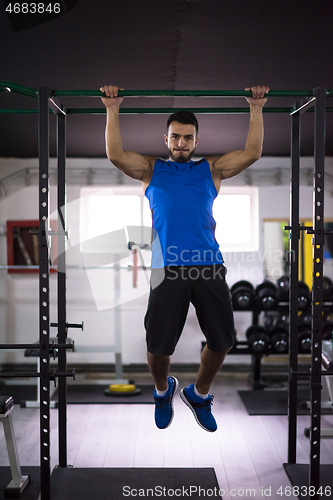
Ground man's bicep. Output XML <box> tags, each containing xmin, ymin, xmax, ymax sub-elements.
<box><xmin>207</xmin><ymin>150</ymin><xmax>258</xmax><ymax>179</ymax></box>
<box><xmin>111</xmin><ymin>151</ymin><xmax>154</xmax><ymax>180</ymax></box>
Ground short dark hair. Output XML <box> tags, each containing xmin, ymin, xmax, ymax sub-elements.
<box><xmin>166</xmin><ymin>111</ymin><xmax>198</xmax><ymax>135</ymax></box>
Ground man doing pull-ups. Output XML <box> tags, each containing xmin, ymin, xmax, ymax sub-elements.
<box><xmin>100</xmin><ymin>85</ymin><xmax>269</xmax><ymax>432</ymax></box>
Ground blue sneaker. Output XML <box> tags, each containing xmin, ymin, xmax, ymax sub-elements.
<box><xmin>153</xmin><ymin>376</ymin><xmax>179</xmax><ymax>429</ymax></box>
<box><xmin>180</xmin><ymin>384</ymin><xmax>217</xmax><ymax>432</ymax></box>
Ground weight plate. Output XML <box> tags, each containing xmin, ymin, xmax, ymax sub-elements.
<box><xmin>108</xmin><ymin>384</ymin><xmax>136</xmax><ymax>392</ymax></box>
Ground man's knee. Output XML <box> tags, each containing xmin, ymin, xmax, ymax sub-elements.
<box><xmin>147</xmin><ymin>351</ymin><xmax>171</xmax><ymax>362</ymax></box>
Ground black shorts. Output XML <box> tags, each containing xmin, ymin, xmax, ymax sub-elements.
<box><xmin>144</xmin><ymin>264</ymin><xmax>235</xmax><ymax>356</ymax></box>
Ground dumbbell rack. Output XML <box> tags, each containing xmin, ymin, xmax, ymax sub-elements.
<box><xmin>229</xmin><ymin>301</ymin><xmax>290</xmax><ymax>390</ymax></box>
<box><xmin>229</xmin><ymin>299</ymin><xmax>333</xmax><ymax>391</ymax></box>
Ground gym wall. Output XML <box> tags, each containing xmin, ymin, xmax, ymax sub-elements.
<box><xmin>1</xmin><ymin>157</ymin><xmax>333</xmax><ymax>367</ymax></box>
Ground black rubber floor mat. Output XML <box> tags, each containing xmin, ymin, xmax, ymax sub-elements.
<box><xmin>50</xmin><ymin>467</ymin><xmax>222</xmax><ymax>500</ymax></box>
<box><xmin>238</xmin><ymin>389</ymin><xmax>333</xmax><ymax>415</ymax></box>
<box><xmin>284</xmin><ymin>463</ymin><xmax>333</xmax><ymax>500</ymax></box>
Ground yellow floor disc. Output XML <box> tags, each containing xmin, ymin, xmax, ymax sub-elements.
<box><xmin>108</xmin><ymin>384</ymin><xmax>136</xmax><ymax>392</ymax></box>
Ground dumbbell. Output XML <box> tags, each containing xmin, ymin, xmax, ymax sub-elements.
<box><xmin>246</xmin><ymin>325</ymin><xmax>270</xmax><ymax>353</ymax></box>
<box><xmin>298</xmin><ymin>281</ymin><xmax>311</xmax><ymax>310</ymax></box>
<box><xmin>277</xmin><ymin>275</ymin><xmax>289</xmax><ymax>301</ymax></box>
<box><xmin>298</xmin><ymin>312</ymin><xmax>333</xmax><ymax>341</ymax></box>
<box><xmin>278</xmin><ymin>312</ymin><xmax>289</xmax><ymax>326</ymax></box>
<box><xmin>298</xmin><ymin>310</ymin><xmax>312</xmax><ymax>325</ymax></box>
<box><xmin>322</xmin><ymin>276</ymin><xmax>333</xmax><ymax>302</ymax></box>
<box><xmin>255</xmin><ymin>281</ymin><xmax>278</xmax><ymax>310</ymax></box>
<box><xmin>276</xmin><ymin>276</ymin><xmax>311</xmax><ymax>309</ymax></box>
<box><xmin>269</xmin><ymin>325</ymin><xmax>289</xmax><ymax>354</ymax></box>
<box><xmin>230</xmin><ymin>280</ymin><xmax>255</xmax><ymax>309</ymax></box>
<box><xmin>298</xmin><ymin>323</ymin><xmax>312</xmax><ymax>353</ymax></box>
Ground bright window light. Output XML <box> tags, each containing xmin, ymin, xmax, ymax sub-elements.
<box><xmin>80</xmin><ymin>186</ymin><xmax>258</xmax><ymax>254</ymax></box>
<box><xmin>213</xmin><ymin>187</ymin><xmax>259</xmax><ymax>252</ymax></box>
<box><xmin>80</xmin><ymin>187</ymin><xmax>142</xmax><ymax>244</ymax></box>
<box><xmin>88</xmin><ymin>195</ymin><xmax>141</xmax><ymax>238</ymax></box>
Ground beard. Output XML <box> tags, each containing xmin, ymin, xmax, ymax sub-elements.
<box><xmin>168</xmin><ymin>147</ymin><xmax>196</xmax><ymax>163</ymax></box>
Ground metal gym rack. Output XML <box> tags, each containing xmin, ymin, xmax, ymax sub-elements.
<box><xmin>0</xmin><ymin>82</ymin><xmax>333</xmax><ymax>500</ymax></box>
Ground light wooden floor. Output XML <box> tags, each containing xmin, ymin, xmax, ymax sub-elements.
<box><xmin>0</xmin><ymin>371</ymin><xmax>333</xmax><ymax>500</ymax></box>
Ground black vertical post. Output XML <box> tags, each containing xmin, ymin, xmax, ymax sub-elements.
<box><xmin>38</xmin><ymin>87</ymin><xmax>51</xmax><ymax>500</ymax></box>
<box><xmin>57</xmin><ymin>112</ymin><xmax>67</xmax><ymax>468</ymax></box>
<box><xmin>287</xmin><ymin>112</ymin><xmax>300</xmax><ymax>464</ymax></box>
<box><xmin>310</xmin><ymin>87</ymin><xmax>326</xmax><ymax>496</ymax></box>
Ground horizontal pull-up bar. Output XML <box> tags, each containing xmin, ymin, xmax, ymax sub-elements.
<box><xmin>0</xmin><ymin>82</ymin><xmax>319</xmax><ymax>98</ymax></box>
<box><xmin>1</xmin><ymin>107</ymin><xmax>333</xmax><ymax>115</ymax></box>
<box><xmin>1</xmin><ymin>82</ymin><xmax>332</xmax><ymax>101</ymax></box>
<box><xmin>0</xmin><ymin>82</ymin><xmax>37</xmax><ymax>99</ymax></box>
<box><xmin>0</xmin><ymin>109</ymin><xmax>39</xmax><ymax>114</ymax></box>
<box><xmin>53</xmin><ymin>89</ymin><xmax>314</xmax><ymax>98</ymax></box>
<box><xmin>67</xmin><ymin>107</ymin><xmax>293</xmax><ymax>114</ymax></box>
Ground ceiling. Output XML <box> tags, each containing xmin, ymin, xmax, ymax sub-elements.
<box><xmin>1</xmin><ymin>0</ymin><xmax>333</xmax><ymax>160</ymax></box>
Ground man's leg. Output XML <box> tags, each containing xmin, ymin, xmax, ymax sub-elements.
<box><xmin>147</xmin><ymin>351</ymin><xmax>171</xmax><ymax>391</ymax></box>
<box><xmin>180</xmin><ymin>345</ymin><xmax>231</xmax><ymax>432</ymax></box>
<box><xmin>180</xmin><ymin>264</ymin><xmax>235</xmax><ymax>431</ymax></box>
<box><xmin>190</xmin><ymin>264</ymin><xmax>235</xmax><ymax>395</ymax></box>
<box><xmin>195</xmin><ymin>345</ymin><xmax>230</xmax><ymax>395</ymax></box>
<box><xmin>147</xmin><ymin>351</ymin><xmax>178</xmax><ymax>429</ymax></box>
<box><xmin>144</xmin><ymin>267</ymin><xmax>190</xmax><ymax>428</ymax></box>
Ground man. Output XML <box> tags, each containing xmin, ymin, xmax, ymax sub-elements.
<box><xmin>100</xmin><ymin>84</ymin><xmax>269</xmax><ymax>432</ymax></box>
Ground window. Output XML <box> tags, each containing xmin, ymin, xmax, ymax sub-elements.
<box><xmin>213</xmin><ymin>187</ymin><xmax>259</xmax><ymax>252</ymax></box>
<box><xmin>80</xmin><ymin>187</ymin><xmax>144</xmax><ymax>244</ymax></box>
<box><xmin>80</xmin><ymin>185</ymin><xmax>259</xmax><ymax>258</ymax></box>
<box><xmin>80</xmin><ymin>186</ymin><xmax>152</xmax><ymax>266</ymax></box>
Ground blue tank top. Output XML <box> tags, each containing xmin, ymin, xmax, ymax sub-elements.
<box><xmin>145</xmin><ymin>158</ymin><xmax>223</xmax><ymax>268</ymax></box>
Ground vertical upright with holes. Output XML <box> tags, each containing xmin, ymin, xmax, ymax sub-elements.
<box><xmin>39</xmin><ymin>87</ymin><xmax>51</xmax><ymax>500</ymax></box>
<box><xmin>288</xmin><ymin>112</ymin><xmax>300</xmax><ymax>464</ymax></box>
<box><xmin>310</xmin><ymin>88</ymin><xmax>326</xmax><ymax>493</ymax></box>
<box><xmin>57</xmin><ymin>111</ymin><xmax>68</xmax><ymax>467</ymax></box>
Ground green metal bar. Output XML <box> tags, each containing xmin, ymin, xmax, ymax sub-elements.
<box><xmin>53</xmin><ymin>89</ymin><xmax>314</xmax><ymax>98</ymax></box>
<box><xmin>66</xmin><ymin>107</ymin><xmax>293</xmax><ymax>115</ymax></box>
<box><xmin>2</xmin><ymin>82</ymin><xmax>333</xmax><ymax>100</ymax></box>
<box><xmin>0</xmin><ymin>109</ymin><xmax>51</xmax><ymax>114</ymax></box>
<box><xmin>0</xmin><ymin>82</ymin><xmax>38</xmax><ymax>99</ymax></box>
<box><xmin>1</xmin><ymin>107</ymin><xmax>333</xmax><ymax>115</ymax></box>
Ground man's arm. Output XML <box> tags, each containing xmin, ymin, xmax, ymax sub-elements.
<box><xmin>100</xmin><ymin>85</ymin><xmax>155</xmax><ymax>181</ymax></box>
<box><xmin>207</xmin><ymin>85</ymin><xmax>269</xmax><ymax>180</ymax></box>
